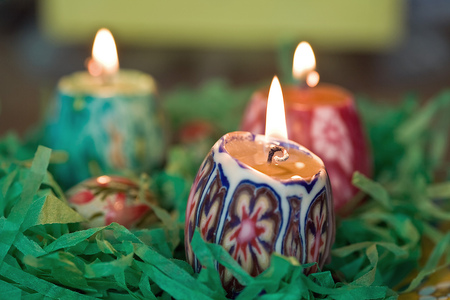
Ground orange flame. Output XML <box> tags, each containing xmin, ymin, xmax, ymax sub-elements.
<box><xmin>90</xmin><ymin>28</ymin><xmax>119</xmax><ymax>76</ymax></box>
<box><xmin>306</xmin><ymin>71</ymin><xmax>320</xmax><ymax>88</ymax></box>
<box><xmin>265</xmin><ymin>76</ymin><xmax>288</xmax><ymax>140</ymax></box>
<box><xmin>293</xmin><ymin>41</ymin><xmax>319</xmax><ymax>87</ymax></box>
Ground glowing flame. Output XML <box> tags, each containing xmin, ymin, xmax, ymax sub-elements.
<box><xmin>306</xmin><ymin>70</ymin><xmax>320</xmax><ymax>88</ymax></box>
<box><xmin>90</xmin><ymin>28</ymin><xmax>119</xmax><ymax>76</ymax></box>
<box><xmin>293</xmin><ymin>41</ymin><xmax>319</xmax><ymax>87</ymax></box>
<box><xmin>265</xmin><ymin>76</ymin><xmax>288</xmax><ymax>140</ymax></box>
<box><xmin>97</xmin><ymin>175</ymin><xmax>111</xmax><ymax>185</ymax></box>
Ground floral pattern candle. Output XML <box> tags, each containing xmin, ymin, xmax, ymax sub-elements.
<box><xmin>44</xmin><ymin>29</ymin><xmax>164</xmax><ymax>188</ymax></box>
<box><xmin>185</xmin><ymin>77</ymin><xmax>335</xmax><ymax>295</ymax></box>
<box><xmin>241</xmin><ymin>42</ymin><xmax>371</xmax><ymax>212</ymax></box>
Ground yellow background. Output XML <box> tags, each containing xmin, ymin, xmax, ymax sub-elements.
<box><xmin>39</xmin><ymin>0</ymin><xmax>405</xmax><ymax>51</ymax></box>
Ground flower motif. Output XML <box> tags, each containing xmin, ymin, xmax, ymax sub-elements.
<box><xmin>311</xmin><ymin>107</ymin><xmax>353</xmax><ymax>174</ymax></box>
<box><xmin>305</xmin><ymin>192</ymin><xmax>329</xmax><ymax>274</ymax></box>
<box><xmin>282</xmin><ymin>196</ymin><xmax>303</xmax><ymax>262</ymax></box>
<box><xmin>229</xmin><ymin>205</ymin><xmax>266</xmax><ymax>261</ymax></box>
<box><xmin>185</xmin><ymin>154</ymin><xmax>215</xmax><ymax>264</ymax></box>
<box><xmin>186</xmin><ymin>154</ymin><xmax>214</xmax><ymax>227</ymax></box>
<box><xmin>198</xmin><ymin>171</ymin><xmax>226</xmax><ymax>243</ymax></box>
<box><xmin>219</xmin><ymin>183</ymin><xmax>281</xmax><ymax>291</ymax></box>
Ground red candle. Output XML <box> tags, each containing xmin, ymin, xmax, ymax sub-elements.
<box><xmin>241</xmin><ymin>42</ymin><xmax>371</xmax><ymax>213</ymax></box>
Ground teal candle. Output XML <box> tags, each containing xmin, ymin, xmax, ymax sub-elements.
<box><xmin>44</xmin><ymin>29</ymin><xmax>165</xmax><ymax>188</ymax></box>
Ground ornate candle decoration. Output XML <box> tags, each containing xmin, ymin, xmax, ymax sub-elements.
<box><xmin>185</xmin><ymin>77</ymin><xmax>335</xmax><ymax>295</ymax></box>
<box><xmin>241</xmin><ymin>42</ymin><xmax>371</xmax><ymax>212</ymax></box>
<box><xmin>44</xmin><ymin>29</ymin><xmax>165</xmax><ymax>188</ymax></box>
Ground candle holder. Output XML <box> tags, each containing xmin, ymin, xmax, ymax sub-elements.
<box><xmin>185</xmin><ymin>131</ymin><xmax>335</xmax><ymax>294</ymax></box>
<box><xmin>241</xmin><ymin>84</ymin><xmax>371</xmax><ymax>212</ymax></box>
<box><xmin>44</xmin><ymin>70</ymin><xmax>165</xmax><ymax>188</ymax></box>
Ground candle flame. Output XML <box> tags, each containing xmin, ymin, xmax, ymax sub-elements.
<box><xmin>97</xmin><ymin>175</ymin><xmax>111</xmax><ymax>185</ymax></box>
<box><xmin>265</xmin><ymin>76</ymin><xmax>288</xmax><ymax>140</ymax></box>
<box><xmin>306</xmin><ymin>70</ymin><xmax>320</xmax><ymax>88</ymax></box>
<box><xmin>90</xmin><ymin>28</ymin><xmax>119</xmax><ymax>76</ymax></box>
<box><xmin>293</xmin><ymin>41</ymin><xmax>319</xmax><ymax>87</ymax></box>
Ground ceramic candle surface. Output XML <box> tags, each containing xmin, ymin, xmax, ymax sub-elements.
<box><xmin>241</xmin><ymin>84</ymin><xmax>371</xmax><ymax>212</ymax></box>
<box><xmin>185</xmin><ymin>131</ymin><xmax>335</xmax><ymax>294</ymax></box>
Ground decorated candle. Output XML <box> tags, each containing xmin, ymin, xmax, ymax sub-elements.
<box><xmin>44</xmin><ymin>29</ymin><xmax>164</xmax><ymax>188</ymax></box>
<box><xmin>67</xmin><ymin>175</ymin><xmax>157</xmax><ymax>229</ymax></box>
<box><xmin>185</xmin><ymin>77</ymin><xmax>335</xmax><ymax>295</ymax></box>
<box><xmin>241</xmin><ymin>42</ymin><xmax>371</xmax><ymax>212</ymax></box>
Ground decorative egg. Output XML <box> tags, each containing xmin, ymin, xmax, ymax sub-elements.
<box><xmin>67</xmin><ymin>175</ymin><xmax>156</xmax><ymax>228</ymax></box>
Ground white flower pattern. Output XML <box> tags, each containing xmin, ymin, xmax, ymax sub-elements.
<box><xmin>311</xmin><ymin>107</ymin><xmax>353</xmax><ymax>175</ymax></box>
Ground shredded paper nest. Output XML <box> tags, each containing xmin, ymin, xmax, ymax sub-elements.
<box><xmin>0</xmin><ymin>82</ymin><xmax>449</xmax><ymax>299</ymax></box>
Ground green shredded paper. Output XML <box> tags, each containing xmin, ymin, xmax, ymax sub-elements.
<box><xmin>0</xmin><ymin>82</ymin><xmax>449</xmax><ymax>299</ymax></box>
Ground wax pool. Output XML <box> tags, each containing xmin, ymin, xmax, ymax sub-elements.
<box><xmin>225</xmin><ymin>138</ymin><xmax>322</xmax><ymax>180</ymax></box>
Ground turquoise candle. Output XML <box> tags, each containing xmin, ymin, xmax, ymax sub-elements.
<box><xmin>44</xmin><ymin>29</ymin><xmax>165</xmax><ymax>188</ymax></box>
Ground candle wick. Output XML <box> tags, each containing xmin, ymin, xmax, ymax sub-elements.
<box><xmin>267</xmin><ymin>145</ymin><xmax>289</xmax><ymax>164</ymax></box>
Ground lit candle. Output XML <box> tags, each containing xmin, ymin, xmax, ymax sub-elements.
<box><xmin>241</xmin><ymin>42</ymin><xmax>371</xmax><ymax>213</ymax></box>
<box><xmin>185</xmin><ymin>76</ymin><xmax>335</xmax><ymax>295</ymax></box>
<box><xmin>44</xmin><ymin>28</ymin><xmax>165</xmax><ymax>188</ymax></box>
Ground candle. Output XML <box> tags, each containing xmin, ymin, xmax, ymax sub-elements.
<box><xmin>241</xmin><ymin>42</ymin><xmax>371</xmax><ymax>213</ymax></box>
<box><xmin>44</xmin><ymin>28</ymin><xmax>165</xmax><ymax>188</ymax></box>
<box><xmin>185</xmin><ymin>77</ymin><xmax>335</xmax><ymax>295</ymax></box>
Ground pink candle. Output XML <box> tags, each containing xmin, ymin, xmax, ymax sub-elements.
<box><xmin>241</xmin><ymin>42</ymin><xmax>371</xmax><ymax>213</ymax></box>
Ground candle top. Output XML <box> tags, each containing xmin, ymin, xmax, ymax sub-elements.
<box><xmin>58</xmin><ymin>70</ymin><xmax>156</xmax><ymax>97</ymax></box>
<box><xmin>224</xmin><ymin>133</ymin><xmax>323</xmax><ymax>181</ymax></box>
<box><xmin>256</xmin><ymin>83</ymin><xmax>352</xmax><ymax>109</ymax></box>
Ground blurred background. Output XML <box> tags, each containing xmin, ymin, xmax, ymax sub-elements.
<box><xmin>1</xmin><ymin>0</ymin><xmax>450</xmax><ymax>135</ymax></box>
